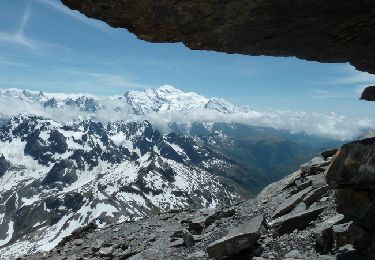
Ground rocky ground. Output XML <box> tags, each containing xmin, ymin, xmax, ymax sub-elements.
<box><xmin>19</xmin><ymin>151</ymin><xmax>372</xmax><ymax>259</ymax></box>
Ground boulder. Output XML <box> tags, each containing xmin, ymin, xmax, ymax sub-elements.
<box><xmin>282</xmin><ymin>171</ymin><xmax>303</xmax><ymax>191</ymax></box>
<box><xmin>300</xmin><ymin>157</ymin><xmax>328</xmax><ymax>176</ymax></box>
<box><xmin>360</xmin><ymin>86</ymin><xmax>375</xmax><ymax>101</ymax></box>
<box><xmin>303</xmin><ymin>185</ymin><xmax>330</xmax><ymax>207</ymax></box>
<box><xmin>332</xmin><ymin>222</ymin><xmax>363</xmax><ymax>250</ymax></box>
<box><xmin>284</xmin><ymin>249</ymin><xmax>302</xmax><ymax>259</ymax></box>
<box><xmin>99</xmin><ymin>246</ymin><xmax>114</xmax><ymax>256</ymax></box>
<box><xmin>290</xmin><ymin>180</ymin><xmax>312</xmax><ymax>195</ymax></box>
<box><xmin>321</xmin><ymin>149</ymin><xmax>338</xmax><ymax>160</ymax></box>
<box><xmin>272</xmin><ymin>205</ymin><xmax>326</xmax><ymax>236</ymax></box>
<box><xmin>307</xmin><ymin>173</ymin><xmax>327</xmax><ymax>189</ymax></box>
<box><xmin>187</xmin><ymin>208</ymin><xmax>235</xmax><ymax>234</ymax></box>
<box><xmin>272</xmin><ymin>187</ymin><xmax>312</xmax><ymax>218</ymax></box>
<box><xmin>206</xmin><ymin>214</ymin><xmax>264</xmax><ymax>259</ymax></box>
<box><xmin>182</xmin><ymin>230</ymin><xmax>195</xmax><ymax>248</ymax></box>
<box><xmin>170</xmin><ymin>238</ymin><xmax>184</xmax><ymax>248</ymax></box>
<box><xmin>314</xmin><ymin>214</ymin><xmax>346</xmax><ymax>254</ymax></box>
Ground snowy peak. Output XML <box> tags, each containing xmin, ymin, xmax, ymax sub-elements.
<box><xmin>123</xmin><ymin>85</ymin><xmax>251</xmax><ymax>115</ymax></box>
<box><xmin>205</xmin><ymin>97</ymin><xmax>252</xmax><ymax>113</ymax></box>
<box><xmin>0</xmin><ymin>86</ymin><xmax>252</xmax><ymax>118</ymax></box>
<box><xmin>0</xmin><ymin>88</ymin><xmax>102</xmax><ymax>113</ymax></box>
<box><xmin>0</xmin><ymin>88</ymin><xmax>48</xmax><ymax>103</ymax></box>
<box><xmin>123</xmin><ymin>85</ymin><xmax>209</xmax><ymax>114</ymax></box>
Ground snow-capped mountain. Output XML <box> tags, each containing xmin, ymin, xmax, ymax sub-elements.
<box><xmin>0</xmin><ymin>115</ymin><xmax>258</xmax><ymax>258</ymax></box>
<box><xmin>0</xmin><ymin>88</ymin><xmax>104</xmax><ymax>114</ymax></box>
<box><xmin>0</xmin><ymin>86</ymin><xmax>252</xmax><ymax>118</ymax></box>
<box><xmin>122</xmin><ymin>85</ymin><xmax>252</xmax><ymax>115</ymax></box>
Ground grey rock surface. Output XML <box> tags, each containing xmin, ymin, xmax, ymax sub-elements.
<box><xmin>20</xmin><ymin>155</ymin><xmax>346</xmax><ymax>260</ymax></box>
<box><xmin>206</xmin><ymin>214</ymin><xmax>264</xmax><ymax>258</ymax></box>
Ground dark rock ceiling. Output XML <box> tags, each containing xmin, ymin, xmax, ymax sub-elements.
<box><xmin>62</xmin><ymin>0</ymin><xmax>375</xmax><ymax>75</ymax></box>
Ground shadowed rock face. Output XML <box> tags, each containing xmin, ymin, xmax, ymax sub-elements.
<box><xmin>361</xmin><ymin>86</ymin><xmax>375</xmax><ymax>101</ymax></box>
<box><xmin>327</xmin><ymin>138</ymin><xmax>375</xmax><ymax>230</ymax></box>
<box><xmin>62</xmin><ymin>0</ymin><xmax>375</xmax><ymax>74</ymax></box>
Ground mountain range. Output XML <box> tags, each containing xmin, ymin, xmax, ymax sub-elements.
<box><xmin>0</xmin><ymin>85</ymin><xmax>252</xmax><ymax>117</ymax></box>
<box><xmin>0</xmin><ymin>86</ymin><xmax>343</xmax><ymax>258</ymax></box>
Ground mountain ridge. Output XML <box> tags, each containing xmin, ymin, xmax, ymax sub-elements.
<box><xmin>0</xmin><ymin>114</ymin><xmax>268</xmax><ymax>256</ymax></box>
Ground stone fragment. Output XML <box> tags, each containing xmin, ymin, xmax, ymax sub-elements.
<box><xmin>321</xmin><ymin>149</ymin><xmax>338</xmax><ymax>160</ymax></box>
<box><xmin>272</xmin><ymin>206</ymin><xmax>326</xmax><ymax>235</ymax></box>
<box><xmin>182</xmin><ymin>230</ymin><xmax>195</xmax><ymax>248</ymax></box>
<box><xmin>303</xmin><ymin>185</ymin><xmax>330</xmax><ymax>207</ymax></box>
<box><xmin>206</xmin><ymin>214</ymin><xmax>264</xmax><ymax>258</ymax></box>
<box><xmin>314</xmin><ymin>214</ymin><xmax>345</xmax><ymax>254</ymax></box>
<box><xmin>273</xmin><ymin>187</ymin><xmax>312</xmax><ymax>218</ymax></box>
<box><xmin>300</xmin><ymin>157</ymin><xmax>327</xmax><ymax>176</ymax></box>
<box><xmin>187</xmin><ymin>208</ymin><xmax>235</xmax><ymax>234</ymax></box>
<box><xmin>332</xmin><ymin>222</ymin><xmax>363</xmax><ymax>250</ymax></box>
<box><xmin>99</xmin><ymin>246</ymin><xmax>113</xmax><ymax>256</ymax></box>
<box><xmin>284</xmin><ymin>249</ymin><xmax>302</xmax><ymax>258</ymax></box>
<box><xmin>282</xmin><ymin>170</ymin><xmax>303</xmax><ymax>191</ymax></box>
<box><xmin>290</xmin><ymin>180</ymin><xmax>312</xmax><ymax>195</ymax></box>
<box><xmin>307</xmin><ymin>173</ymin><xmax>327</xmax><ymax>189</ymax></box>
<box><xmin>170</xmin><ymin>238</ymin><xmax>184</xmax><ymax>248</ymax></box>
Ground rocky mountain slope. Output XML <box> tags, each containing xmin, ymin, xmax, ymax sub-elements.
<box><xmin>182</xmin><ymin>122</ymin><xmax>342</xmax><ymax>181</ymax></box>
<box><xmin>0</xmin><ymin>115</ymin><xmax>266</xmax><ymax>258</ymax></box>
<box><xmin>20</xmin><ymin>150</ymin><xmax>373</xmax><ymax>259</ymax></box>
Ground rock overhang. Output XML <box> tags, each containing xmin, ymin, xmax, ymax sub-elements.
<box><xmin>61</xmin><ymin>0</ymin><xmax>375</xmax><ymax>76</ymax></box>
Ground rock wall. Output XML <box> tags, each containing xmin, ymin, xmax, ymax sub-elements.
<box><xmin>327</xmin><ymin>138</ymin><xmax>375</xmax><ymax>257</ymax></box>
<box><xmin>62</xmin><ymin>0</ymin><xmax>375</xmax><ymax>75</ymax></box>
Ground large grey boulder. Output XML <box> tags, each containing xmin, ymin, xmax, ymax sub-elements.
<box><xmin>272</xmin><ymin>187</ymin><xmax>312</xmax><ymax>218</ymax></box>
<box><xmin>272</xmin><ymin>205</ymin><xmax>326</xmax><ymax>236</ymax></box>
<box><xmin>186</xmin><ymin>207</ymin><xmax>235</xmax><ymax>234</ymax></box>
<box><xmin>182</xmin><ymin>230</ymin><xmax>195</xmax><ymax>248</ymax></box>
<box><xmin>206</xmin><ymin>214</ymin><xmax>264</xmax><ymax>259</ymax></box>
<box><xmin>332</xmin><ymin>222</ymin><xmax>364</xmax><ymax>251</ymax></box>
<box><xmin>314</xmin><ymin>214</ymin><xmax>345</xmax><ymax>254</ymax></box>
<box><xmin>303</xmin><ymin>185</ymin><xmax>330</xmax><ymax>207</ymax></box>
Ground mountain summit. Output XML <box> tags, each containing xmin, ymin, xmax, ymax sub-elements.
<box><xmin>0</xmin><ymin>86</ymin><xmax>252</xmax><ymax>117</ymax></box>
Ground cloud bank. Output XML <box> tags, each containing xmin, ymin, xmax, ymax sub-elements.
<box><xmin>0</xmin><ymin>95</ymin><xmax>373</xmax><ymax>141</ymax></box>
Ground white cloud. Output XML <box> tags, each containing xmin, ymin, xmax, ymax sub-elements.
<box><xmin>0</xmin><ymin>3</ymin><xmax>68</xmax><ymax>52</ymax></box>
<box><xmin>327</xmin><ymin>64</ymin><xmax>375</xmax><ymax>85</ymax></box>
<box><xmin>142</xmin><ymin>109</ymin><xmax>375</xmax><ymax>141</ymax></box>
<box><xmin>0</xmin><ymin>4</ymin><xmax>35</xmax><ymax>49</ymax></box>
<box><xmin>0</xmin><ymin>93</ymin><xmax>373</xmax><ymax>141</ymax></box>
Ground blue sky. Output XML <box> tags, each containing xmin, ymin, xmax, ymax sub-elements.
<box><xmin>1</xmin><ymin>0</ymin><xmax>375</xmax><ymax>117</ymax></box>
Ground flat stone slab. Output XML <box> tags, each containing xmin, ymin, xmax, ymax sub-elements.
<box><xmin>272</xmin><ymin>205</ymin><xmax>326</xmax><ymax>236</ymax></box>
<box><xmin>273</xmin><ymin>187</ymin><xmax>312</xmax><ymax>218</ymax></box>
<box><xmin>206</xmin><ymin>214</ymin><xmax>264</xmax><ymax>259</ymax></box>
